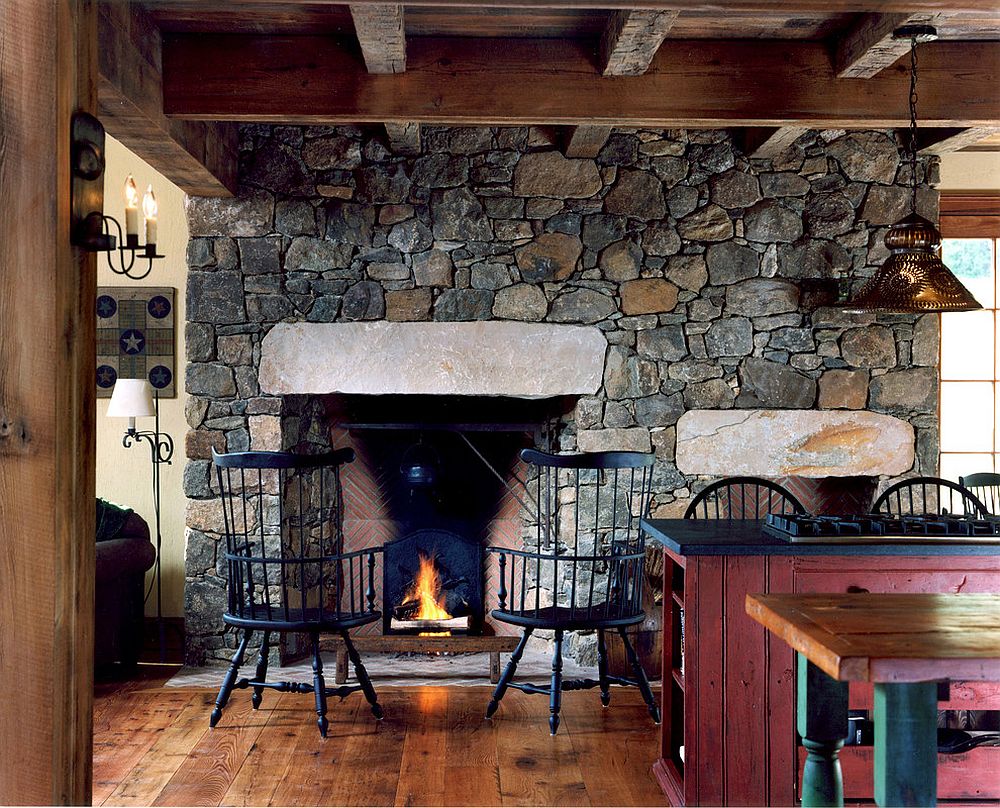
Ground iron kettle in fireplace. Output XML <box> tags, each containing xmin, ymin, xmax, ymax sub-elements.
<box><xmin>399</xmin><ymin>437</ymin><xmax>441</xmax><ymax>489</ymax></box>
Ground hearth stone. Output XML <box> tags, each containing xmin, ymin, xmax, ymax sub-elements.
<box><xmin>259</xmin><ymin>321</ymin><xmax>606</xmax><ymax>397</ymax></box>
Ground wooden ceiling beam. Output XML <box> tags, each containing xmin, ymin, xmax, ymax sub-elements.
<box><xmin>918</xmin><ymin>127</ymin><xmax>1000</xmax><ymax>154</ymax></box>
<box><xmin>599</xmin><ymin>10</ymin><xmax>679</xmax><ymax>76</ymax></box>
<box><xmin>162</xmin><ymin>35</ymin><xmax>1000</xmax><ymax>128</ymax></box>
<box><xmin>350</xmin><ymin>4</ymin><xmax>406</xmax><ymax>73</ymax></box>
<box><xmin>737</xmin><ymin>127</ymin><xmax>809</xmax><ymax>158</ymax></box>
<box><xmin>98</xmin><ymin>4</ymin><xmax>237</xmax><ymax>197</ymax></box>
<box><xmin>384</xmin><ymin>121</ymin><xmax>422</xmax><ymax>154</ymax></box>
<box><xmin>835</xmin><ymin>12</ymin><xmax>946</xmax><ymax>78</ymax></box>
<box><xmin>564</xmin><ymin>125</ymin><xmax>613</xmax><ymax>157</ymax></box>
<box><xmin>286</xmin><ymin>0</ymin><xmax>1000</xmax><ymax>11</ymax></box>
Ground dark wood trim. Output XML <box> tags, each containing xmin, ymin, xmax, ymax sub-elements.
<box><xmin>0</xmin><ymin>0</ymin><xmax>95</xmax><ymax>802</ymax></box>
<box><xmin>941</xmin><ymin>193</ymin><xmax>1000</xmax><ymax>217</ymax></box>
<box><xmin>162</xmin><ymin>35</ymin><xmax>1000</xmax><ymax>127</ymax></box>
<box><xmin>940</xmin><ymin>193</ymin><xmax>1000</xmax><ymax>238</ymax></box>
<box><xmin>98</xmin><ymin>2</ymin><xmax>237</xmax><ymax>196</ymax></box>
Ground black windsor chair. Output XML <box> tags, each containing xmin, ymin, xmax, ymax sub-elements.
<box><xmin>210</xmin><ymin>449</ymin><xmax>383</xmax><ymax>737</ymax></box>
<box><xmin>684</xmin><ymin>476</ymin><xmax>805</xmax><ymax>519</ymax></box>
<box><xmin>959</xmin><ymin>472</ymin><xmax>1000</xmax><ymax>516</ymax></box>
<box><xmin>871</xmin><ymin>475</ymin><xmax>989</xmax><ymax>519</ymax></box>
<box><xmin>485</xmin><ymin>448</ymin><xmax>661</xmax><ymax>735</ymax></box>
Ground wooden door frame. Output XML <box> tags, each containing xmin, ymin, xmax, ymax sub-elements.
<box><xmin>0</xmin><ymin>1</ymin><xmax>97</xmax><ymax>803</ymax></box>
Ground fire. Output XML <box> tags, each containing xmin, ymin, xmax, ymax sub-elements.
<box><xmin>402</xmin><ymin>552</ymin><xmax>452</xmax><ymax>621</ymax></box>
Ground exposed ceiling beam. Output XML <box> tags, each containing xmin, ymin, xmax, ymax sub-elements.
<box><xmin>563</xmin><ymin>126</ymin><xmax>613</xmax><ymax>157</ymax></box>
<box><xmin>918</xmin><ymin>127</ymin><xmax>1000</xmax><ymax>154</ymax></box>
<box><xmin>737</xmin><ymin>127</ymin><xmax>809</xmax><ymax>158</ymax></box>
<box><xmin>835</xmin><ymin>12</ymin><xmax>945</xmax><ymax>78</ymax></box>
<box><xmin>98</xmin><ymin>4</ymin><xmax>237</xmax><ymax>197</ymax></box>
<box><xmin>384</xmin><ymin>121</ymin><xmax>422</xmax><ymax>154</ymax></box>
<box><xmin>296</xmin><ymin>0</ymin><xmax>1000</xmax><ymax>11</ymax></box>
<box><xmin>161</xmin><ymin>36</ymin><xmax>1000</xmax><ymax>128</ymax></box>
<box><xmin>350</xmin><ymin>4</ymin><xmax>406</xmax><ymax>73</ymax></box>
<box><xmin>599</xmin><ymin>10</ymin><xmax>679</xmax><ymax>76</ymax></box>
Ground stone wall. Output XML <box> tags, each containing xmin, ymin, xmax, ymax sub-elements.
<box><xmin>183</xmin><ymin>124</ymin><xmax>940</xmax><ymax>664</ymax></box>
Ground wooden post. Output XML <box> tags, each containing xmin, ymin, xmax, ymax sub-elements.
<box><xmin>874</xmin><ymin>681</ymin><xmax>939</xmax><ymax>807</ymax></box>
<box><xmin>0</xmin><ymin>0</ymin><xmax>96</xmax><ymax>803</ymax></box>
<box><xmin>797</xmin><ymin>654</ymin><xmax>849</xmax><ymax>808</ymax></box>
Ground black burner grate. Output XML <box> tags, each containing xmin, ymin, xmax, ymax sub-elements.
<box><xmin>764</xmin><ymin>512</ymin><xmax>1000</xmax><ymax>542</ymax></box>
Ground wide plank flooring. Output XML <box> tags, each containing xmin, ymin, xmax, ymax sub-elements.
<box><xmin>94</xmin><ymin>678</ymin><xmax>665</xmax><ymax>806</ymax></box>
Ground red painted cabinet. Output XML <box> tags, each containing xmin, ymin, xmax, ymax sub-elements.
<box><xmin>654</xmin><ymin>551</ymin><xmax>1000</xmax><ymax>807</ymax></box>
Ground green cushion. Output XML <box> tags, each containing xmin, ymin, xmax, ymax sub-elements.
<box><xmin>96</xmin><ymin>498</ymin><xmax>133</xmax><ymax>542</ymax></box>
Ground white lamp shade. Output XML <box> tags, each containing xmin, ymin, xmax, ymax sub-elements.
<box><xmin>107</xmin><ymin>378</ymin><xmax>156</xmax><ymax>418</ymax></box>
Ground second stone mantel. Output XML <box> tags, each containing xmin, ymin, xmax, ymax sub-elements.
<box><xmin>676</xmin><ymin>409</ymin><xmax>915</xmax><ymax>477</ymax></box>
<box><xmin>259</xmin><ymin>320</ymin><xmax>607</xmax><ymax>398</ymax></box>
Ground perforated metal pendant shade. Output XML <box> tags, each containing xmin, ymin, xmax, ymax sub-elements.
<box><xmin>844</xmin><ymin>214</ymin><xmax>982</xmax><ymax>313</ymax></box>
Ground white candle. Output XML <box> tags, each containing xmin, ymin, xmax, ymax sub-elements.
<box><xmin>142</xmin><ymin>186</ymin><xmax>158</xmax><ymax>246</ymax></box>
<box><xmin>123</xmin><ymin>175</ymin><xmax>139</xmax><ymax>237</ymax></box>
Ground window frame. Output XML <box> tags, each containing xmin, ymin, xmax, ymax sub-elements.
<box><xmin>938</xmin><ymin>193</ymin><xmax>1000</xmax><ymax>481</ymax></box>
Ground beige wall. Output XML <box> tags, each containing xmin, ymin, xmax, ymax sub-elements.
<box><xmin>939</xmin><ymin>151</ymin><xmax>1000</xmax><ymax>191</ymax></box>
<box><xmin>97</xmin><ymin>136</ymin><xmax>188</xmax><ymax>617</ymax></box>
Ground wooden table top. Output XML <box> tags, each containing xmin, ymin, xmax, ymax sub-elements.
<box><xmin>745</xmin><ymin>593</ymin><xmax>1000</xmax><ymax>684</ymax></box>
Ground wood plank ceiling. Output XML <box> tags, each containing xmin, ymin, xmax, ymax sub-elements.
<box><xmin>105</xmin><ymin>1</ymin><xmax>1000</xmax><ymax>195</ymax></box>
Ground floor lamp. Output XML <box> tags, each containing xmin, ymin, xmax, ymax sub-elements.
<box><xmin>107</xmin><ymin>378</ymin><xmax>174</xmax><ymax>662</ymax></box>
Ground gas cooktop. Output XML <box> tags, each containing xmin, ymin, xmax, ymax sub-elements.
<box><xmin>764</xmin><ymin>513</ymin><xmax>1000</xmax><ymax>544</ymax></box>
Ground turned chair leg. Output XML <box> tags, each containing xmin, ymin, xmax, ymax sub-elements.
<box><xmin>597</xmin><ymin>629</ymin><xmax>611</xmax><ymax>707</ymax></box>
<box><xmin>550</xmin><ymin>629</ymin><xmax>565</xmax><ymax>735</ymax></box>
<box><xmin>619</xmin><ymin>627</ymin><xmax>661</xmax><ymax>724</ymax></box>
<box><xmin>251</xmin><ymin>631</ymin><xmax>271</xmax><ymax>710</ymax></box>
<box><xmin>342</xmin><ymin>630</ymin><xmax>383</xmax><ymax>720</ymax></box>
<box><xmin>311</xmin><ymin>632</ymin><xmax>329</xmax><ymax>738</ymax></box>
<box><xmin>211</xmin><ymin>628</ymin><xmax>252</xmax><ymax>728</ymax></box>
<box><xmin>486</xmin><ymin>628</ymin><xmax>533</xmax><ymax>718</ymax></box>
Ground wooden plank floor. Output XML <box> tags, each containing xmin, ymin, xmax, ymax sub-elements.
<box><xmin>94</xmin><ymin>677</ymin><xmax>666</xmax><ymax>806</ymax></box>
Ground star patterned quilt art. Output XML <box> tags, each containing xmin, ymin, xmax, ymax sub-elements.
<box><xmin>97</xmin><ymin>287</ymin><xmax>176</xmax><ymax>398</ymax></box>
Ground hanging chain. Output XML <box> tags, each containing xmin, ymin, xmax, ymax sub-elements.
<box><xmin>908</xmin><ymin>34</ymin><xmax>920</xmax><ymax>211</ymax></box>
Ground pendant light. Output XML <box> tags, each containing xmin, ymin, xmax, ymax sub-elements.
<box><xmin>843</xmin><ymin>26</ymin><xmax>981</xmax><ymax>313</ymax></box>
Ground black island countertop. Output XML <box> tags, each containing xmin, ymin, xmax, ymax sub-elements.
<box><xmin>640</xmin><ymin>518</ymin><xmax>1000</xmax><ymax>557</ymax></box>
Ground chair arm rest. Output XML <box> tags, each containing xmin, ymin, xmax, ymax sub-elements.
<box><xmin>96</xmin><ymin>538</ymin><xmax>156</xmax><ymax>584</ymax></box>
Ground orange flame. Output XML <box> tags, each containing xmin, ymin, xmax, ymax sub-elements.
<box><xmin>402</xmin><ymin>552</ymin><xmax>452</xmax><ymax>621</ymax></box>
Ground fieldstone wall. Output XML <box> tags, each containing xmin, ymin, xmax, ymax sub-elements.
<box><xmin>183</xmin><ymin>124</ymin><xmax>940</xmax><ymax>664</ymax></box>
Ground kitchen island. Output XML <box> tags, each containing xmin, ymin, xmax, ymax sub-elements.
<box><xmin>640</xmin><ymin>518</ymin><xmax>1000</xmax><ymax>807</ymax></box>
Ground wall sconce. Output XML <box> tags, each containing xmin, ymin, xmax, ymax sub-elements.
<box><xmin>70</xmin><ymin>111</ymin><xmax>165</xmax><ymax>280</ymax></box>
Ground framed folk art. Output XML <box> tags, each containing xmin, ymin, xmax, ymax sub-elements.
<box><xmin>96</xmin><ymin>286</ymin><xmax>176</xmax><ymax>398</ymax></box>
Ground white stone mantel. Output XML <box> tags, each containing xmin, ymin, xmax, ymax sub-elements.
<box><xmin>259</xmin><ymin>321</ymin><xmax>607</xmax><ymax>398</ymax></box>
<box><xmin>676</xmin><ymin>409</ymin><xmax>915</xmax><ymax>478</ymax></box>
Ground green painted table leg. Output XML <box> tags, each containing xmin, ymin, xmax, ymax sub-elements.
<box><xmin>797</xmin><ymin>654</ymin><xmax>849</xmax><ymax>808</ymax></box>
<box><xmin>874</xmin><ymin>681</ymin><xmax>938</xmax><ymax>807</ymax></box>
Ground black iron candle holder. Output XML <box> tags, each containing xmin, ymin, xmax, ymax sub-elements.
<box><xmin>100</xmin><ymin>216</ymin><xmax>165</xmax><ymax>280</ymax></box>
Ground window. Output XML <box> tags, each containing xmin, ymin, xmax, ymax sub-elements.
<box><xmin>939</xmin><ymin>238</ymin><xmax>999</xmax><ymax>482</ymax></box>
<box><xmin>938</xmin><ymin>193</ymin><xmax>1000</xmax><ymax>484</ymax></box>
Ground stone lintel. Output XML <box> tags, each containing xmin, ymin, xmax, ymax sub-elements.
<box><xmin>676</xmin><ymin>409</ymin><xmax>914</xmax><ymax>478</ymax></box>
<box><xmin>259</xmin><ymin>321</ymin><xmax>607</xmax><ymax>398</ymax></box>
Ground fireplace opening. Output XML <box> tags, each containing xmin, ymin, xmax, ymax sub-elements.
<box><xmin>384</xmin><ymin>529</ymin><xmax>483</xmax><ymax>635</ymax></box>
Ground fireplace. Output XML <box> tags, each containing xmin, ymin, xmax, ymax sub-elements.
<box><xmin>384</xmin><ymin>529</ymin><xmax>483</xmax><ymax>634</ymax></box>
<box><xmin>325</xmin><ymin>393</ymin><xmax>570</xmax><ymax>639</ymax></box>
